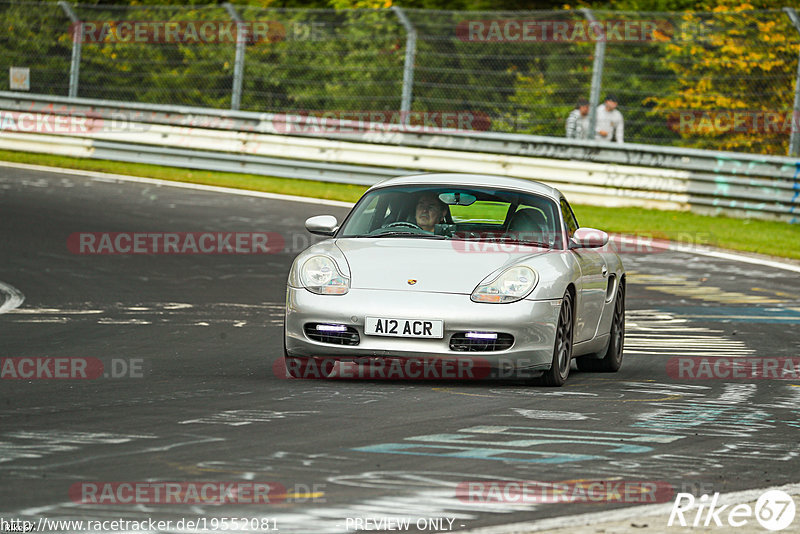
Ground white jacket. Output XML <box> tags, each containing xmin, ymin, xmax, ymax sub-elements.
<box><xmin>595</xmin><ymin>105</ymin><xmax>624</xmax><ymax>143</ymax></box>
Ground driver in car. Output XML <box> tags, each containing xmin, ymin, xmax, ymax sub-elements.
<box><xmin>415</xmin><ymin>193</ymin><xmax>448</xmax><ymax>232</ymax></box>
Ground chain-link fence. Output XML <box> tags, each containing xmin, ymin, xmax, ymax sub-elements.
<box><xmin>1</xmin><ymin>1</ymin><xmax>799</xmax><ymax>156</ymax></box>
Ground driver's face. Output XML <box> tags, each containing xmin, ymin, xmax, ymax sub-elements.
<box><xmin>415</xmin><ymin>195</ymin><xmax>445</xmax><ymax>232</ymax></box>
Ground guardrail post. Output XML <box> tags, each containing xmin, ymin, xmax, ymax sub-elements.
<box><xmin>783</xmin><ymin>7</ymin><xmax>800</xmax><ymax>157</ymax></box>
<box><xmin>58</xmin><ymin>1</ymin><xmax>82</xmax><ymax>98</ymax></box>
<box><xmin>581</xmin><ymin>8</ymin><xmax>605</xmax><ymax>141</ymax></box>
<box><xmin>224</xmin><ymin>2</ymin><xmax>246</xmax><ymax>111</ymax></box>
<box><xmin>391</xmin><ymin>6</ymin><xmax>417</xmax><ymax>121</ymax></box>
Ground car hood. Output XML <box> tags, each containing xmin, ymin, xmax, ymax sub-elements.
<box><xmin>335</xmin><ymin>238</ymin><xmax>548</xmax><ymax>293</ymax></box>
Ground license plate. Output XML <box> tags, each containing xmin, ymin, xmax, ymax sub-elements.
<box><xmin>364</xmin><ymin>317</ymin><xmax>443</xmax><ymax>338</ymax></box>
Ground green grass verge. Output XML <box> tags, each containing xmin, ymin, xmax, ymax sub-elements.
<box><xmin>572</xmin><ymin>204</ymin><xmax>800</xmax><ymax>261</ymax></box>
<box><xmin>2</xmin><ymin>149</ymin><xmax>798</xmax><ymax>260</ymax></box>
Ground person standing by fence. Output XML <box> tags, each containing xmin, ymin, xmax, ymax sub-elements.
<box><xmin>565</xmin><ymin>98</ymin><xmax>590</xmax><ymax>140</ymax></box>
<box><xmin>595</xmin><ymin>95</ymin><xmax>624</xmax><ymax>143</ymax></box>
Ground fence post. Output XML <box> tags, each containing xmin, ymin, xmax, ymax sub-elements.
<box><xmin>58</xmin><ymin>1</ymin><xmax>82</xmax><ymax>99</ymax></box>
<box><xmin>391</xmin><ymin>6</ymin><xmax>417</xmax><ymax>120</ymax></box>
<box><xmin>224</xmin><ymin>2</ymin><xmax>246</xmax><ymax>111</ymax></box>
<box><xmin>581</xmin><ymin>8</ymin><xmax>605</xmax><ymax>141</ymax></box>
<box><xmin>784</xmin><ymin>7</ymin><xmax>800</xmax><ymax>157</ymax></box>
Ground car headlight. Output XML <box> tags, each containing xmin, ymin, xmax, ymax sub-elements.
<box><xmin>471</xmin><ymin>266</ymin><xmax>537</xmax><ymax>303</ymax></box>
<box><xmin>299</xmin><ymin>255</ymin><xmax>350</xmax><ymax>295</ymax></box>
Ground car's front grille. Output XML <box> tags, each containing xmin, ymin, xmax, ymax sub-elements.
<box><xmin>450</xmin><ymin>332</ymin><xmax>514</xmax><ymax>352</ymax></box>
<box><xmin>304</xmin><ymin>323</ymin><xmax>360</xmax><ymax>346</ymax></box>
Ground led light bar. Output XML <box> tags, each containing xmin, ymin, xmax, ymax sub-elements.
<box><xmin>464</xmin><ymin>332</ymin><xmax>498</xmax><ymax>340</ymax></box>
<box><xmin>315</xmin><ymin>324</ymin><xmax>348</xmax><ymax>332</ymax></box>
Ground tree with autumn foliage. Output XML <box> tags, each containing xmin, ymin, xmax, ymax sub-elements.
<box><xmin>644</xmin><ymin>2</ymin><xmax>798</xmax><ymax>154</ymax></box>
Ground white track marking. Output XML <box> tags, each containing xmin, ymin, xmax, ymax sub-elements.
<box><xmin>625</xmin><ymin>310</ymin><xmax>755</xmax><ymax>358</ymax></box>
<box><xmin>0</xmin><ymin>280</ymin><xmax>24</xmax><ymax>314</ymax></box>
<box><xmin>616</xmin><ymin>235</ymin><xmax>800</xmax><ymax>274</ymax></box>
<box><xmin>0</xmin><ymin>160</ymin><xmax>354</xmax><ymax>208</ymax></box>
<box><xmin>509</xmin><ymin>409</ymin><xmax>592</xmax><ymax>421</ymax></box>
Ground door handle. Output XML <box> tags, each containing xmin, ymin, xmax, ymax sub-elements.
<box><xmin>601</xmin><ymin>265</ymin><xmax>608</xmax><ymax>277</ymax></box>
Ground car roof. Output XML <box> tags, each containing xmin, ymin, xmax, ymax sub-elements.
<box><xmin>367</xmin><ymin>173</ymin><xmax>563</xmax><ymax>201</ymax></box>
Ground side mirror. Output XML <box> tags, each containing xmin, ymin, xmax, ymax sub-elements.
<box><xmin>571</xmin><ymin>227</ymin><xmax>609</xmax><ymax>249</ymax></box>
<box><xmin>305</xmin><ymin>215</ymin><xmax>339</xmax><ymax>236</ymax></box>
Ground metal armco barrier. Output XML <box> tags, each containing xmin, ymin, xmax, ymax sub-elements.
<box><xmin>0</xmin><ymin>92</ymin><xmax>798</xmax><ymax>223</ymax></box>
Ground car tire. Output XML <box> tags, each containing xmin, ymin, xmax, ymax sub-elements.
<box><xmin>538</xmin><ymin>290</ymin><xmax>574</xmax><ymax>387</ymax></box>
<box><xmin>576</xmin><ymin>281</ymin><xmax>625</xmax><ymax>373</ymax></box>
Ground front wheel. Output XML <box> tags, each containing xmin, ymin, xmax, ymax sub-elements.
<box><xmin>577</xmin><ymin>281</ymin><xmax>625</xmax><ymax>373</ymax></box>
<box><xmin>539</xmin><ymin>290</ymin><xmax>574</xmax><ymax>387</ymax></box>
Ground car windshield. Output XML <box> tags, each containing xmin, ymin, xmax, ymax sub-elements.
<box><xmin>337</xmin><ymin>185</ymin><xmax>562</xmax><ymax>248</ymax></box>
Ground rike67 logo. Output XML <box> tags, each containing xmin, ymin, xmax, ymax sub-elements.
<box><xmin>669</xmin><ymin>490</ymin><xmax>796</xmax><ymax>531</ymax></box>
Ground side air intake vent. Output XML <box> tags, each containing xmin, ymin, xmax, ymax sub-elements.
<box><xmin>450</xmin><ymin>332</ymin><xmax>514</xmax><ymax>352</ymax></box>
<box><xmin>304</xmin><ymin>323</ymin><xmax>360</xmax><ymax>346</ymax></box>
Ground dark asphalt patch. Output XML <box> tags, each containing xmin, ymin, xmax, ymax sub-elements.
<box><xmin>1</xmin><ymin>166</ymin><xmax>799</xmax><ymax>533</ymax></box>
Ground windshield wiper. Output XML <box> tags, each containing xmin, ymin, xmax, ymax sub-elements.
<box><xmin>455</xmin><ymin>235</ymin><xmax>551</xmax><ymax>248</ymax></box>
<box><xmin>368</xmin><ymin>231</ymin><xmax>446</xmax><ymax>239</ymax></box>
<box><xmin>495</xmin><ymin>236</ymin><xmax>551</xmax><ymax>247</ymax></box>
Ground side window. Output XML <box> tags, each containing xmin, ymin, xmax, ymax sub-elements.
<box><xmin>354</xmin><ymin>195</ymin><xmax>383</xmax><ymax>234</ymax></box>
<box><xmin>513</xmin><ymin>203</ymin><xmax>556</xmax><ymax>247</ymax></box>
<box><xmin>560</xmin><ymin>198</ymin><xmax>579</xmax><ymax>238</ymax></box>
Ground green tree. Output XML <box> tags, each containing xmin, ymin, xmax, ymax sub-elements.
<box><xmin>645</xmin><ymin>2</ymin><xmax>798</xmax><ymax>154</ymax></box>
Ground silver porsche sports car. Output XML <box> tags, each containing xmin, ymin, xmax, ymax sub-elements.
<box><xmin>283</xmin><ymin>173</ymin><xmax>625</xmax><ymax>386</ymax></box>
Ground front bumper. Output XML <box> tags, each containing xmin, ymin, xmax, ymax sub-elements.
<box><xmin>284</xmin><ymin>286</ymin><xmax>560</xmax><ymax>371</ymax></box>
